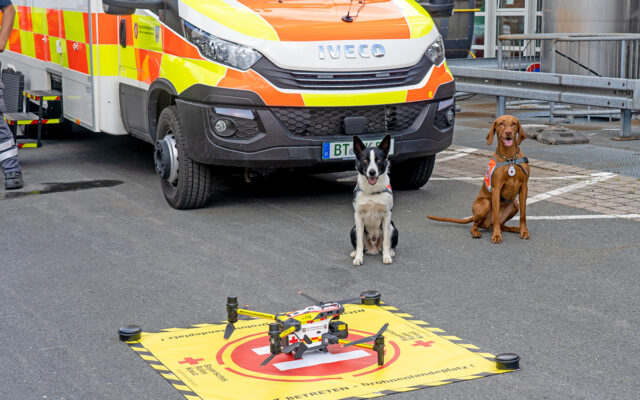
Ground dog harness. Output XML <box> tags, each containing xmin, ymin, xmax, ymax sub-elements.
<box><xmin>353</xmin><ymin>183</ymin><xmax>392</xmax><ymax>202</ymax></box>
<box><xmin>483</xmin><ymin>155</ymin><xmax>529</xmax><ymax>193</ymax></box>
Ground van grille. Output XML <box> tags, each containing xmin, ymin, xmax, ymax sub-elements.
<box><xmin>271</xmin><ymin>102</ymin><xmax>427</xmax><ymax>137</ymax></box>
<box><xmin>253</xmin><ymin>56</ymin><xmax>432</xmax><ymax>91</ymax></box>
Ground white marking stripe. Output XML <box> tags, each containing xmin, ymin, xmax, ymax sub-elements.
<box><xmin>436</xmin><ymin>148</ymin><xmax>478</xmax><ymax>163</ymax></box>
<box><xmin>0</xmin><ymin>148</ymin><xmax>18</xmax><ymax>161</ymax></box>
<box><xmin>252</xmin><ymin>346</ymin><xmax>271</xmax><ymax>356</ymax></box>
<box><xmin>0</xmin><ymin>139</ymin><xmax>15</xmax><ymax>152</ymax></box>
<box><xmin>528</xmin><ymin>214</ymin><xmax>640</xmax><ymax>220</ymax></box>
<box><xmin>273</xmin><ymin>350</ymin><xmax>371</xmax><ymax>371</ymax></box>
<box><xmin>527</xmin><ymin>172</ymin><xmax>615</xmax><ymax>205</ymax></box>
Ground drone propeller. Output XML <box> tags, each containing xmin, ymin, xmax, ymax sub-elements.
<box><xmin>334</xmin><ymin>296</ymin><xmax>364</xmax><ymax>305</ymax></box>
<box><xmin>343</xmin><ymin>323</ymin><xmax>388</xmax><ymax>347</ymax></box>
<box><xmin>297</xmin><ymin>291</ymin><xmax>322</xmax><ymax>305</ymax></box>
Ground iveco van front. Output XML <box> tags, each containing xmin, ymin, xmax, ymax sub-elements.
<box><xmin>103</xmin><ymin>0</ymin><xmax>456</xmax><ymax>209</ymax></box>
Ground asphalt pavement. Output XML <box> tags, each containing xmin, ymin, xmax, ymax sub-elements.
<box><xmin>1</xmin><ymin>113</ymin><xmax>639</xmax><ymax>399</ymax></box>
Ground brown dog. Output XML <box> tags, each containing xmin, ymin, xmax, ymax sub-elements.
<box><xmin>428</xmin><ymin>115</ymin><xmax>530</xmax><ymax>243</ymax></box>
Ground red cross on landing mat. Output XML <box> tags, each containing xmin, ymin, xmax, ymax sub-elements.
<box><xmin>179</xmin><ymin>357</ymin><xmax>204</xmax><ymax>365</ymax></box>
<box><xmin>412</xmin><ymin>340</ymin><xmax>435</xmax><ymax>347</ymax></box>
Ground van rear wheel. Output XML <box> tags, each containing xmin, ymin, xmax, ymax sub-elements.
<box><xmin>390</xmin><ymin>155</ymin><xmax>435</xmax><ymax>190</ymax></box>
<box><xmin>155</xmin><ymin>106</ymin><xmax>212</xmax><ymax>209</ymax></box>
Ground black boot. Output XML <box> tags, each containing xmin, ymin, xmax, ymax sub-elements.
<box><xmin>4</xmin><ymin>171</ymin><xmax>24</xmax><ymax>190</ymax></box>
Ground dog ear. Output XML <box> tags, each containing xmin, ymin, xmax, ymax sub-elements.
<box><xmin>517</xmin><ymin>120</ymin><xmax>527</xmax><ymax>145</ymax></box>
<box><xmin>486</xmin><ymin>120</ymin><xmax>497</xmax><ymax>145</ymax></box>
<box><xmin>378</xmin><ymin>134</ymin><xmax>391</xmax><ymax>156</ymax></box>
<box><xmin>353</xmin><ymin>135</ymin><xmax>365</xmax><ymax>156</ymax></box>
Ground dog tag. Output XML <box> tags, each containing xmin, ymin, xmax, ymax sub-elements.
<box><xmin>508</xmin><ymin>165</ymin><xmax>516</xmax><ymax>177</ymax></box>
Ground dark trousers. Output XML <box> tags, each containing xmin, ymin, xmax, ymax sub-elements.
<box><xmin>0</xmin><ymin>115</ymin><xmax>20</xmax><ymax>174</ymax></box>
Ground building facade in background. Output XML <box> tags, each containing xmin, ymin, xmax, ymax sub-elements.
<box><xmin>471</xmin><ymin>0</ymin><xmax>640</xmax><ymax>58</ymax></box>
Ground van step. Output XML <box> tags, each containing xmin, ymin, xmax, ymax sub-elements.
<box><xmin>17</xmin><ymin>139</ymin><xmax>42</xmax><ymax>149</ymax></box>
<box><xmin>24</xmin><ymin>89</ymin><xmax>62</xmax><ymax>102</ymax></box>
<box><xmin>4</xmin><ymin>112</ymin><xmax>60</xmax><ymax>125</ymax></box>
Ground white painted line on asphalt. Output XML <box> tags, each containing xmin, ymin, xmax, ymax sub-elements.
<box><xmin>527</xmin><ymin>214</ymin><xmax>640</xmax><ymax>220</ymax></box>
<box><xmin>431</xmin><ymin>175</ymin><xmax>601</xmax><ymax>181</ymax></box>
<box><xmin>436</xmin><ymin>147</ymin><xmax>478</xmax><ymax>162</ymax></box>
<box><xmin>527</xmin><ymin>172</ymin><xmax>616</xmax><ymax>205</ymax></box>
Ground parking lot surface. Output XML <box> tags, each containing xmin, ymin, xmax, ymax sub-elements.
<box><xmin>1</xmin><ymin>109</ymin><xmax>639</xmax><ymax>399</ymax></box>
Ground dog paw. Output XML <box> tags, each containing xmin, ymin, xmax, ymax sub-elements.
<box><xmin>353</xmin><ymin>254</ymin><xmax>364</xmax><ymax>266</ymax></box>
<box><xmin>390</xmin><ymin>249</ymin><xmax>396</xmax><ymax>257</ymax></box>
<box><xmin>491</xmin><ymin>234</ymin><xmax>503</xmax><ymax>244</ymax></box>
<box><xmin>350</xmin><ymin>250</ymin><xmax>356</xmax><ymax>258</ymax></box>
<box><xmin>520</xmin><ymin>230</ymin><xmax>530</xmax><ymax>240</ymax></box>
<box><xmin>471</xmin><ymin>232</ymin><xmax>482</xmax><ymax>239</ymax></box>
<box><xmin>383</xmin><ymin>252</ymin><xmax>393</xmax><ymax>264</ymax></box>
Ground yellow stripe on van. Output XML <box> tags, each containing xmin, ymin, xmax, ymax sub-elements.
<box><xmin>31</xmin><ymin>7</ymin><xmax>46</xmax><ymax>34</ymax></box>
<box><xmin>19</xmin><ymin>31</ymin><xmax>36</xmax><ymax>58</ymax></box>
<box><xmin>96</xmin><ymin>45</ymin><xmax>119</xmax><ymax>76</ymax></box>
<box><xmin>159</xmin><ymin>55</ymin><xmax>228</xmax><ymax>94</ymax></box>
<box><xmin>182</xmin><ymin>0</ymin><xmax>279</xmax><ymax>41</ymax></box>
<box><xmin>132</xmin><ymin>15</ymin><xmax>163</xmax><ymax>52</ymax></box>
<box><xmin>402</xmin><ymin>0</ymin><xmax>435</xmax><ymax>39</ymax></box>
<box><xmin>63</xmin><ymin>10</ymin><xmax>87</xmax><ymax>43</ymax></box>
<box><xmin>48</xmin><ymin>38</ymin><xmax>63</xmax><ymax>65</ymax></box>
<box><xmin>302</xmin><ymin>91</ymin><xmax>408</xmax><ymax>107</ymax></box>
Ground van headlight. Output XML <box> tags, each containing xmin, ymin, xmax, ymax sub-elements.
<box><xmin>183</xmin><ymin>21</ymin><xmax>262</xmax><ymax>70</ymax></box>
<box><xmin>425</xmin><ymin>36</ymin><xmax>445</xmax><ymax>66</ymax></box>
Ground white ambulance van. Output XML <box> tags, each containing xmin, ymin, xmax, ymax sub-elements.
<box><xmin>0</xmin><ymin>0</ymin><xmax>456</xmax><ymax>209</ymax></box>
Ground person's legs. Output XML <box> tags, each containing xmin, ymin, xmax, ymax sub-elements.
<box><xmin>0</xmin><ymin>117</ymin><xmax>23</xmax><ymax>189</ymax></box>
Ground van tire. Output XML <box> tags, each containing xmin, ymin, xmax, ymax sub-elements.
<box><xmin>390</xmin><ymin>155</ymin><xmax>435</xmax><ymax>190</ymax></box>
<box><xmin>156</xmin><ymin>106</ymin><xmax>212</xmax><ymax>209</ymax></box>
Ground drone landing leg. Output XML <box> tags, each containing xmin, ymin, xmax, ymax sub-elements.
<box><xmin>294</xmin><ymin>342</ymin><xmax>308</xmax><ymax>359</ymax></box>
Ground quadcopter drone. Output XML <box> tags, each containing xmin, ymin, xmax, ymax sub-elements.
<box><xmin>224</xmin><ymin>291</ymin><xmax>388</xmax><ymax>366</ymax></box>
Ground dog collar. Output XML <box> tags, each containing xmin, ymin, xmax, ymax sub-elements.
<box><xmin>353</xmin><ymin>183</ymin><xmax>393</xmax><ymax>200</ymax></box>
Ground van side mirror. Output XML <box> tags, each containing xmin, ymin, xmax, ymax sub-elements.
<box><xmin>418</xmin><ymin>0</ymin><xmax>455</xmax><ymax>18</ymax></box>
<box><xmin>103</xmin><ymin>0</ymin><xmax>165</xmax><ymax>15</ymax></box>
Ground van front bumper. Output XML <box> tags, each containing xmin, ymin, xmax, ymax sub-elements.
<box><xmin>175</xmin><ymin>82</ymin><xmax>455</xmax><ymax>169</ymax></box>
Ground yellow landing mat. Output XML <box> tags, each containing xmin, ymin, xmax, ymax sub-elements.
<box><xmin>126</xmin><ymin>303</ymin><xmax>515</xmax><ymax>399</ymax></box>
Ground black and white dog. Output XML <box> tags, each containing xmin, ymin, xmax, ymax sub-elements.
<box><xmin>350</xmin><ymin>134</ymin><xmax>398</xmax><ymax>266</ymax></box>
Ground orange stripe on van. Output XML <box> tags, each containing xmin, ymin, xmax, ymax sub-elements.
<box><xmin>405</xmin><ymin>63</ymin><xmax>454</xmax><ymax>102</ymax></box>
<box><xmin>17</xmin><ymin>6</ymin><xmax>32</xmax><ymax>31</ymax></box>
<box><xmin>66</xmin><ymin>41</ymin><xmax>89</xmax><ymax>74</ymax></box>
<box><xmin>8</xmin><ymin>29</ymin><xmax>21</xmax><ymax>53</ymax></box>
<box><xmin>162</xmin><ymin>26</ymin><xmax>203</xmax><ymax>59</ymax></box>
<box><xmin>83</xmin><ymin>12</ymin><xmax>90</xmax><ymax>44</ymax></box>
<box><xmin>136</xmin><ymin>49</ymin><xmax>162</xmax><ymax>84</ymax></box>
<box><xmin>120</xmin><ymin>16</ymin><xmax>135</xmax><ymax>47</ymax></box>
<box><xmin>235</xmin><ymin>0</ymin><xmax>410</xmax><ymax>41</ymax></box>
<box><xmin>218</xmin><ymin>69</ymin><xmax>304</xmax><ymax>107</ymax></box>
<box><xmin>33</xmin><ymin>33</ymin><xmax>50</xmax><ymax>61</ymax></box>
<box><xmin>95</xmin><ymin>13</ymin><xmax>119</xmax><ymax>45</ymax></box>
<box><xmin>46</xmin><ymin>9</ymin><xmax>64</xmax><ymax>38</ymax></box>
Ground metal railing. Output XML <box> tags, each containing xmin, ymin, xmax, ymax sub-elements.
<box><xmin>450</xmin><ymin>33</ymin><xmax>640</xmax><ymax>138</ymax></box>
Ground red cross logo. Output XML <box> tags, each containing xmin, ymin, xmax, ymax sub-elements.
<box><xmin>412</xmin><ymin>340</ymin><xmax>434</xmax><ymax>347</ymax></box>
<box><xmin>179</xmin><ymin>357</ymin><xmax>204</xmax><ymax>365</ymax></box>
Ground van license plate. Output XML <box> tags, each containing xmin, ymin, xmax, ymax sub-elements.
<box><xmin>322</xmin><ymin>138</ymin><xmax>394</xmax><ymax>160</ymax></box>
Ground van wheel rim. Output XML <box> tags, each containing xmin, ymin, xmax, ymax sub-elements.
<box><xmin>155</xmin><ymin>134</ymin><xmax>179</xmax><ymax>186</ymax></box>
